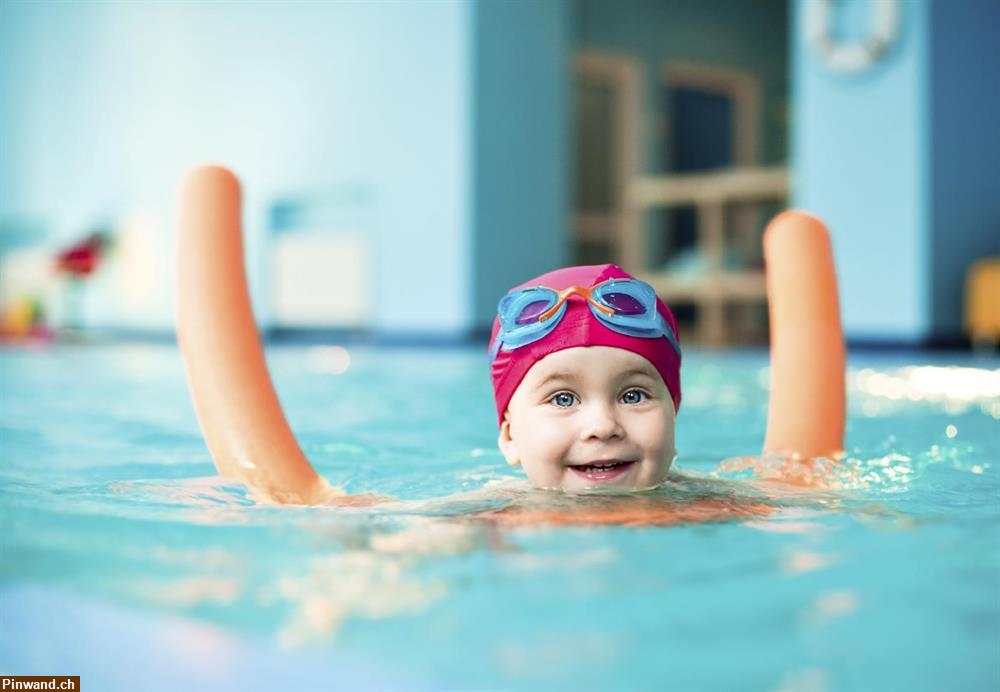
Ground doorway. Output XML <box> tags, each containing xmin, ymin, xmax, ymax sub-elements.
<box><xmin>658</xmin><ymin>63</ymin><xmax>760</xmax><ymax>267</ymax></box>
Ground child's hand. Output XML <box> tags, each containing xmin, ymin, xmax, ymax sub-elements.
<box><xmin>718</xmin><ymin>453</ymin><xmax>842</xmax><ymax>488</ymax></box>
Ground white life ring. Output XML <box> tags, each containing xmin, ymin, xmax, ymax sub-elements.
<box><xmin>804</xmin><ymin>0</ymin><xmax>901</xmax><ymax>74</ymax></box>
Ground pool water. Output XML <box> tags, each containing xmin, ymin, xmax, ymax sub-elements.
<box><xmin>1</xmin><ymin>343</ymin><xmax>998</xmax><ymax>691</ymax></box>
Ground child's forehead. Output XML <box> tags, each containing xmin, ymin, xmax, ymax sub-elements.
<box><xmin>520</xmin><ymin>346</ymin><xmax>660</xmax><ymax>386</ymax></box>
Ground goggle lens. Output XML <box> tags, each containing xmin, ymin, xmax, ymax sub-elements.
<box><xmin>601</xmin><ymin>291</ymin><xmax>646</xmax><ymax>316</ymax></box>
<box><xmin>515</xmin><ymin>299</ymin><xmax>553</xmax><ymax>325</ymax></box>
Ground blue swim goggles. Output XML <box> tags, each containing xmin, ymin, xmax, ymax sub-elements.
<box><xmin>490</xmin><ymin>278</ymin><xmax>682</xmax><ymax>361</ymax></box>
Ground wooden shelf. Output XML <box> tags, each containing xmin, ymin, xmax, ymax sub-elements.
<box><xmin>637</xmin><ymin>270</ymin><xmax>767</xmax><ymax>302</ymax></box>
<box><xmin>629</xmin><ymin>166</ymin><xmax>788</xmax><ymax>206</ymax></box>
<box><xmin>620</xmin><ymin>166</ymin><xmax>788</xmax><ymax>346</ymax></box>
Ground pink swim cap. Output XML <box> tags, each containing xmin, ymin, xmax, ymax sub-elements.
<box><xmin>489</xmin><ymin>264</ymin><xmax>681</xmax><ymax>426</ymax></box>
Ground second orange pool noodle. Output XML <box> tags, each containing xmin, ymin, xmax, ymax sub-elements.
<box><xmin>763</xmin><ymin>210</ymin><xmax>845</xmax><ymax>459</ymax></box>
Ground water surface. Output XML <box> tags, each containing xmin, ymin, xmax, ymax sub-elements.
<box><xmin>1</xmin><ymin>343</ymin><xmax>997</xmax><ymax>691</ymax></box>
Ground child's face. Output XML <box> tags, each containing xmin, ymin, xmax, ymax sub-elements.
<box><xmin>498</xmin><ymin>346</ymin><xmax>676</xmax><ymax>492</ymax></box>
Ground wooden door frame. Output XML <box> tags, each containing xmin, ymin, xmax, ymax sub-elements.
<box><xmin>574</xmin><ymin>51</ymin><xmax>641</xmax><ymax>265</ymax></box>
<box><xmin>661</xmin><ymin>61</ymin><xmax>762</xmax><ymax>168</ymax></box>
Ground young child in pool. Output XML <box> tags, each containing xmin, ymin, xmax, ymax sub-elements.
<box><xmin>488</xmin><ymin>263</ymin><xmax>681</xmax><ymax>493</ymax></box>
<box><xmin>177</xmin><ymin>165</ymin><xmax>844</xmax><ymax>511</ymax></box>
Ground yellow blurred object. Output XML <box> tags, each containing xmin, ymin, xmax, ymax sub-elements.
<box><xmin>965</xmin><ymin>258</ymin><xmax>1000</xmax><ymax>344</ymax></box>
<box><xmin>2</xmin><ymin>297</ymin><xmax>35</xmax><ymax>338</ymax></box>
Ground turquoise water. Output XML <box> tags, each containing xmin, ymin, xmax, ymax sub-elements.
<box><xmin>1</xmin><ymin>343</ymin><xmax>998</xmax><ymax>691</ymax></box>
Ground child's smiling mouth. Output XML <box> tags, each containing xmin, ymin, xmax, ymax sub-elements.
<box><xmin>567</xmin><ymin>459</ymin><xmax>637</xmax><ymax>482</ymax></box>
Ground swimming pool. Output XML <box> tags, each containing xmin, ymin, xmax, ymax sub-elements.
<box><xmin>1</xmin><ymin>342</ymin><xmax>998</xmax><ymax>691</ymax></box>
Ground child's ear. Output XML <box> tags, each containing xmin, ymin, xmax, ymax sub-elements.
<box><xmin>497</xmin><ymin>412</ymin><xmax>521</xmax><ymax>467</ymax></box>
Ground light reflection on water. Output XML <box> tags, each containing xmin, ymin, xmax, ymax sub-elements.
<box><xmin>1</xmin><ymin>343</ymin><xmax>998</xmax><ymax>691</ymax></box>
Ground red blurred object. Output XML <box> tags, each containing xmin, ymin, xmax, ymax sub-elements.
<box><xmin>55</xmin><ymin>232</ymin><xmax>108</xmax><ymax>277</ymax></box>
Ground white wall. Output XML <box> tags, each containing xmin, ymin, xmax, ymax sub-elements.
<box><xmin>0</xmin><ymin>0</ymin><xmax>472</xmax><ymax>334</ymax></box>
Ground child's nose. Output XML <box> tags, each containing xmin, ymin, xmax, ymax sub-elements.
<box><xmin>580</xmin><ymin>401</ymin><xmax>625</xmax><ymax>441</ymax></box>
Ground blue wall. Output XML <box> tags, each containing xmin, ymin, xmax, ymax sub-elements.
<box><xmin>471</xmin><ymin>0</ymin><xmax>572</xmax><ymax>329</ymax></box>
<box><xmin>929</xmin><ymin>0</ymin><xmax>1000</xmax><ymax>339</ymax></box>
<box><xmin>793</xmin><ymin>0</ymin><xmax>999</xmax><ymax>343</ymax></box>
<box><xmin>0</xmin><ymin>0</ymin><xmax>472</xmax><ymax>334</ymax></box>
<box><xmin>793</xmin><ymin>0</ymin><xmax>930</xmax><ymax>341</ymax></box>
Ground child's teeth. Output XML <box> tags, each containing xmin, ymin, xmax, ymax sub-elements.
<box><xmin>574</xmin><ymin>461</ymin><xmax>630</xmax><ymax>472</ymax></box>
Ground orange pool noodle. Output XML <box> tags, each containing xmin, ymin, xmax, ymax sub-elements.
<box><xmin>763</xmin><ymin>211</ymin><xmax>845</xmax><ymax>459</ymax></box>
<box><xmin>176</xmin><ymin>165</ymin><xmax>332</xmax><ymax>504</ymax></box>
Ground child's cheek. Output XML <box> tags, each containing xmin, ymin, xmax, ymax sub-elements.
<box><xmin>646</xmin><ymin>409</ymin><xmax>673</xmax><ymax>456</ymax></box>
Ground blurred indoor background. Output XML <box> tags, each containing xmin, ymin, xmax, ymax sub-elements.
<box><xmin>1</xmin><ymin>0</ymin><xmax>997</xmax><ymax>349</ymax></box>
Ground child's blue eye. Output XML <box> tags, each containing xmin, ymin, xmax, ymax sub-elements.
<box><xmin>550</xmin><ymin>392</ymin><xmax>577</xmax><ymax>408</ymax></box>
<box><xmin>621</xmin><ymin>389</ymin><xmax>645</xmax><ymax>405</ymax></box>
